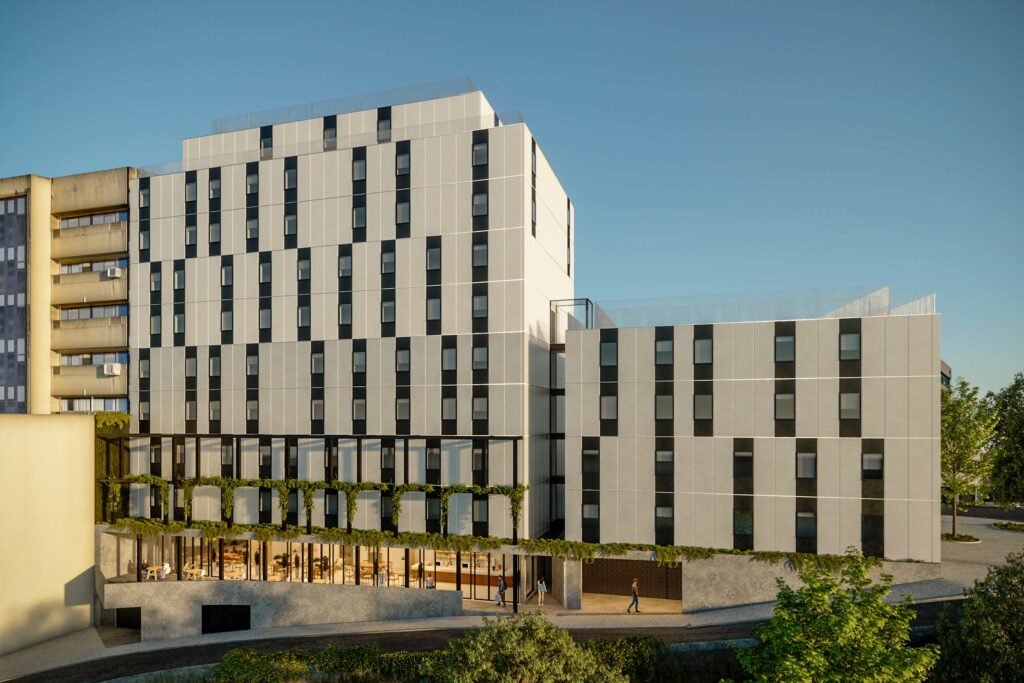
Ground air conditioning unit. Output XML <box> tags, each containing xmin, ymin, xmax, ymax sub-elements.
<box><xmin>106</xmin><ymin>267</ymin><xmax>122</xmax><ymax>279</ymax></box>
<box><xmin>102</xmin><ymin>363</ymin><xmax>122</xmax><ymax>376</ymax></box>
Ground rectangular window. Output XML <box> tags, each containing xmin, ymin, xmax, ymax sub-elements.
<box><xmin>139</xmin><ymin>401</ymin><xmax>150</xmax><ymax>420</ymax></box>
<box><xmin>442</xmin><ymin>397</ymin><xmax>457</xmax><ymax>420</ymax></box>
<box><xmin>298</xmin><ymin>306</ymin><xmax>310</xmax><ymax>327</ymax></box>
<box><xmin>246</xmin><ymin>218</ymin><xmax>259</xmax><ymax>239</ymax></box>
<box><xmin>694</xmin><ymin>338</ymin><xmax>713</xmax><ymax>364</ymax></box>
<box><xmin>472</xmin><ymin>192</ymin><xmax>488</xmax><ymax>216</ymax></box>
<box><xmin>797</xmin><ymin>452</ymin><xmax>817</xmax><ymax>479</ymax></box>
<box><xmin>655</xmin><ymin>339</ymin><xmax>673</xmax><ymax>365</ymax></box>
<box><xmin>220</xmin><ymin>265</ymin><xmax>233</xmax><ymax>286</ymax></box>
<box><xmin>600</xmin><ymin>395</ymin><xmax>617</xmax><ymax>420</ymax></box>
<box><xmin>297</xmin><ymin>258</ymin><xmax>310</xmax><ymax>281</ymax></box>
<box><xmin>246</xmin><ymin>354</ymin><xmax>259</xmax><ymax>376</ymax></box>
<box><xmin>655</xmin><ymin>394</ymin><xmax>673</xmax><ymax>420</ymax></box>
<box><xmin>796</xmin><ymin>511</ymin><xmax>816</xmax><ymax>539</ymax></box>
<box><xmin>840</xmin><ymin>392</ymin><xmax>861</xmax><ymax>420</ymax></box>
<box><xmin>381</xmin><ymin>250</ymin><xmax>395</xmax><ymax>274</ymax></box>
<box><xmin>150</xmin><ymin>272</ymin><xmax>161</xmax><ymax>292</ymax></box>
<box><xmin>352</xmin><ymin>206</ymin><xmax>366</xmax><ymax>229</ymax></box>
<box><xmin>426</xmin><ymin>448</ymin><xmax>441</xmax><ymax>471</ymax></box>
<box><xmin>694</xmin><ymin>394</ymin><xmax>713</xmax><ymax>420</ymax></box>
<box><xmin>173</xmin><ymin>313</ymin><xmax>185</xmax><ymax>334</ymax></box>
<box><xmin>863</xmin><ymin>452</ymin><xmax>883</xmax><ymax>478</ymax></box>
<box><xmin>472</xmin><ymin>396</ymin><xmax>488</xmax><ymax>420</ymax></box>
<box><xmin>173</xmin><ymin>269</ymin><xmax>185</xmax><ymax>290</ymax></box>
<box><xmin>185</xmin><ymin>224</ymin><xmax>197</xmax><ymax>245</ymax></box>
<box><xmin>260</xmin><ymin>446</ymin><xmax>272</xmax><ymax>470</ymax></box>
<box><xmin>246</xmin><ymin>174</ymin><xmax>258</xmax><ymax>195</ymax></box>
<box><xmin>209</xmin><ymin>222</ymin><xmax>221</xmax><ymax>243</ymax></box>
<box><xmin>311</xmin><ymin>352</ymin><xmax>324</xmax><ymax>374</ymax></box>
<box><xmin>184</xmin><ymin>400</ymin><xmax>197</xmax><ymax>421</ymax></box>
<box><xmin>472</xmin><ymin>345</ymin><xmax>488</xmax><ymax>370</ymax></box>
<box><xmin>395</xmin><ymin>152</ymin><xmax>410</xmax><ymax>176</ymax></box>
<box><xmin>396</xmin><ymin>201</ymin><xmax>410</xmax><ymax>224</ymax></box>
<box><xmin>209</xmin><ymin>178</ymin><xmax>220</xmax><ymax>199</ymax></box>
<box><xmin>473</xmin><ymin>498</ymin><xmax>488</xmax><ymax>522</ymax></box>
<box><xmin>221</xmin><ymin>310</ymin><xmax>233</xmax><ymax>331</ymax></box>
<box><xmin>472</xmin><ymin>141</ymin><xmax>488</xmax><ymax>166</ymax></box>
<box><xmin>599</xmin><ymin>341</ymin><xmax>617</xmax><ymax>367</ymax></box>
<box><xmin>472</xmin><ymin>294</ymin><xmax>488</xmax><ymax>319</ymax></box>
<box><xmin>259</xmin><ymin>262</ymin><xmax>272</xmax><ymax>284</ymax></box>
<box><xmin>775</xmin><ymin>335</ymin><xmax>795</xmax><ymax>362</ymax></box>
<box><xmin>209</xmin><ymin>401</ymin><xmax>221</xmax><ymax>421</ymax></box>
<box><xmin>140</xmin><ymin>187</ymin><xmax>150</xmax><ymax>208</ymax></box>
<box><xmin>396</xmin><ymin>348</ymin><xmax>410</xmax><ymax>372</ymax></box>
<box><xmin>284</xmin><ymin>167</ymin><xmax>297</xmax><ymax>190</ymax></box>
<box><xmin>338</xmin><ymin>254</ymin><xmax>352</xmax><ymax>277</ymax></box>
<box><xmin>246</xmin><ymin>400</ymin><xmax>259</xmax><ymax>421</ymax></box>
<box><xmin>140</xmin><ymin>358</ymin><xmax>150</xmax><ymax>379</ymax></box>
<box><xmin>583</xmin><ymin>504</ymin><xmax>600</xmax><ymax>519</ymax></box>
<box><xmin>284</xmin><ymin>214</ymin><xmax>297</xmax><ymax>236</ymax></box>
<box><xmin>339</xmin><ymin>303</ymin><xmax>352</xmax><ymax>325</ymax></box>
<box><xmin>352</xmin><ymin>350</ymin><xmax>367</xmax><ymax>374</ymax></box>
<box><xmin>140</xmin><ymin>230</ymin><xmax>150</xmax><ymax>250</ymax></box>
<box><xmin>442</xmin><ymin>347</ymin><xmax>457</xmax><ymax>371</ymax></box>
<box><xmin>220</xmin><ymin>445</ymin><xmax>232</xmax><ymax>466</ymax></box>
<box><xmin>259</xmin><ymin>308</ymin><xmax>272</xmax><ymax>330</ymax></box>
<box><xmin>656</xmin><ymin>506</ymin><xmax>673</xmax><ymax>519</ymax></box>
<box><xmin>426</xmin><ymin>497</ymin><xmax>441</xmax><ymax>520</ymax></box>
<box><xmin>149</xmin><ymin>315</ymin><xmax>161</xmax><ymax>335</ymax></box>
<box><xmin>426</xmin><ymin>247</ymin><xmax>441</xmax><ymax>271</ymax></box>
<box><xmin>381</xmin><ymin>300</ymin><xmax>395</xmax><ymax>323</ymax></box>
<box><xmin>209</xmin><ymin>356</ymin><xmax>221</xmax><ymax>377</ymax></box>
<box><xmin>185</xmin><ymin>181</ymin><xmax>197</xmax><ymax>202</ymax></box>
<box><xmin>472</xmin><ymin>243</ymin><xmax>488</xmax><ymax>267</ymax></box>
<box><xmin>426</xmin><ymin>296</ymin><xmax>441</xmax><ymax>321</ymax></box>
<box><xmin>840</xmin><ymin>333</ymin><xmax>861</xmax><ymax>361</ymax></box>
<box><xmin>734</xmin><ymin>510</ymin><xmax>754</xmax><ymax>535</ymax></box>
<box><xmin>775</xmin><ymin>393</ymin><xmax>795</xmax><ymax>420</ymax></box>
<box><xmin>396</xmin><ymin>397</ymin><xmax>410</xmax><ymax>420</ymax></box>
<box><xmin>352</xmin><ymin>158</ymin><xmax>366</xmax><ymax>182</ymax></box>
<box><xmin>311</xmin><ymin>399</ymin><xmax>324</xmax><ymax>421</ymax></box>
<box><xmin>352</xmin><ymin>398</ymin><xmax>366</xmax><ymax>420</ymax></box>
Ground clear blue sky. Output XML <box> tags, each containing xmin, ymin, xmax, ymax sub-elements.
<box><xmin>1</xmin><ymin>1</ymin><xmax>1020</xmax><ymax>393</ymax></box>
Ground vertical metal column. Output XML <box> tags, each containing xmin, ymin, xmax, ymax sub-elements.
<box><xmin>456</xmin><ymin>550</ymin><xmax>462</xmax><ymax>592</ymax></box>
<box><xmin>135</xmin><ymin>535</ymin><xmax>142</xmax><ymax>582</ymax></box>
<box><xmin>218</xmin><ymin>539</ymin><xmax>225</xmax><ymax>580</ymax></box>
<box><xmin>513</xmin><ymin>438</ymin><xmax>519</xmax><ymax>613</ymax></box>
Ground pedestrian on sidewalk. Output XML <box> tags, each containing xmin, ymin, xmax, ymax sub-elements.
<box><xmin>537</xmin><ymin>576</ymin><xmax>547</xmax><ymax>606</ymax></box>
<box><xmin>627</xmin><ymin>577</ymin><xmax>640</xmax><ymax>613</ymax></box>
<box><xmin>496</xmin><ymin>576</ymin><xmax>508</xmax><ymax>607</ymax></box>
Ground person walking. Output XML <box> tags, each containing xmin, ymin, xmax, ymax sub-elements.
<box><xmin>496</xmin><ymin>576</ymin><xmax>507</xmax><ymax>607</ymax></box>
<box><xmin>627</xmin><ymin>577</ymin><xmax>640</xmax><ymax>613</ymax></box>
<box><xmin>537</xmin><ymin>576</ymin><xmax>547</xmax><ymax>606</ymax></box>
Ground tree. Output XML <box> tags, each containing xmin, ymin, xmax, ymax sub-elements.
<box><xmin>736</xmin><ymin>548</ymin><xmax>938</xmax><ymax>682</ymax></box>
<box><xmin>989</xmin><ymin>373</ymin><xmax>1024</xmax><ymax>509</ymax></box>
<box><xmin>941</xmin><ymin>377</ymin><xmax>998</xmax><ymax>535</ymax></box>
<box><xmin>423</xmin><ymin>612</ymin><xmax>626</xmax><ymax>682</ymax></box>
<box><xmin>935</xmin><ymin>551</ymin><xmax>1024</xmax><ymax>681</ymax></box>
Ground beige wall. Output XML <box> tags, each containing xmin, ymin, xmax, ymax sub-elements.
<box><xmin>28</xmin><ymin>176</ymin><xmax>53</xmax><ymax>413</ymax></box>
<box><xmin>0</xmin><ymin>414</ymin><xmax>95</xmax><ymax>656</ymax></box>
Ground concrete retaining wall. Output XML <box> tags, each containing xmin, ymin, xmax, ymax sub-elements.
<box><xmin>102</xmin><ymin>580</ymin><xmax>463</xmax><ymax>640</ymax></box>
<box><xmin>679</xmin><ymin>554</ymin><xmax>941</xmax><ymax>611</ymax></box>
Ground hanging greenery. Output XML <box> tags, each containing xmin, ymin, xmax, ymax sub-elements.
<box><xmin>106</xmin><ymin>481</ymin><xmax>123</xmax><ymax>519</ymax></box>
<box><xmin>390</xmin><ymin>483</ymin><xmax>434</xmax><ymax>531</ymax></box>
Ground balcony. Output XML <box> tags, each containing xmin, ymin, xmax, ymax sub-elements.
<box><xmin>51</xmin><ymin>222</ymin><xmax>128</xmax><ymax>260</ymax></box>
<box><xmin>51</xmin><ymin>270</ymin><xmax>127</xmax><ymax>306</ymax></box>
<box><xmin>51</xmin><ymin>316</ymin><xmax>128</xmax><ymax>351</ymax></box>
<box><xmin>51</xmin><ymin>364</ymin><xmax>127</xmax><ymax>397</ymax></box>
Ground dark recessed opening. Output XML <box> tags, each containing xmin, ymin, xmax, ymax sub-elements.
<box><xmin>201</xmin><ymin>605</ymin><xmax>251</xmax><ymax>634</ymax></box>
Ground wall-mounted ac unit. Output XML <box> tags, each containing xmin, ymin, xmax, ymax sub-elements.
<box><xmin>106</xmin><ymin>267</ymin><xmax>122</xmax><ymax>279</ymax></box>
<box><xmin>102</xmin><ymin>363</ymin><xmax>122</xmax><ymax>376</ymax></box>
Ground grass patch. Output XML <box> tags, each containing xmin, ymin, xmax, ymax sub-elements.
<box><xmin>994</xmin><ymin>522</ymin><xmax>1024</xmax><ymax>533</ymax></box>
<box><xmin>942</xmin><ymin>532</ymin><xmax>980</xmax><ymax>542</ymax></box>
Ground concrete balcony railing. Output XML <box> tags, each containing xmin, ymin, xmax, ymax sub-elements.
<box><xmin>51</xmin><ymin>270</ymin><xmax>128</xmax><ymax>306</ymax></box>
<box><xmin>51</xmin><ymin>317</ymin><xmax>128</xmax><ymax>351</ymax></box>
<box><xmin>51</xmin><ymin>364</ymin><xmax>127</xmax><ymax>397</ymax></box>
<box><xmin>51</xmin><ymin>222</ymin><xmax>129</xmax><ymax>260</ymax></box>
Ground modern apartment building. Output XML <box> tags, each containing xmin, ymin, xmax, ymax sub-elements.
<box><xmin>2</xmin><ymin>82</ymin><xmax>943</xmax><ymax>639</ymax></box>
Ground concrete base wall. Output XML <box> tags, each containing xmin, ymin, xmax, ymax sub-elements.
<box><xmin>101</xmin><ymin>580</ymin><xmax>463</xmax><ymax>641</ymax></box>
<box><xmin>679</xmin><ymin>554</ymin><xmax>942</xmax><ymax>611</ymax></box>
<box><xmin>551</xmin><ymin>559</ymin><xmax>582</xmax><ymax>610</ymax></box>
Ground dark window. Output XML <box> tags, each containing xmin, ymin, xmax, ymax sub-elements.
<box><xmin>694</xmin><ymin>338</ymin><xmax>713</xmax><ymax>364</ymax></box>
<box><xmin>775</xmin><ymin>335</ymin><xmax>795</xmax><ymax>362</ymax></box>
<box><xmin>863</xmin><ymin>452</ymin><xmax>883</xmax><ymax>479</ymax></box>
<box><xmin>472</xmin><ymin>142</ymin><xmax>488</xmax><ymax>166</ymax></box>
<box><xmin>599</xmin><ymin>341</ymin><xmax>617</xmax><ymax>367</ymax></box>
<box><xmin>796</xmin><ymin>512</ymin><xmax>816</xmax><ymax>539</ymax></box>
<box><xmin>840</xmin><ymin>392</ymin><xmax>861</xmax><ymax>420</ymax></box>
<box><xmin>655</xmin><ymin>395</ymin><xmax>673</xmax><ymax>420</ymax></box>
<box><xmin>655</xmin><ymin>339</ymin><xmax>673</xmax><ymax>365</ymax></box>
<box><xmin>775</xmin><ymin>393</ymin><xmax>795</xmax><ymax>420</ymax></box>
<box><xmin>840</xmin><ymin>333</ymin><xmax>861</xmax><ymax>360</ymax></box>
<box><xmin>797</xmin><ymin>452</ymin><xmax>817</xmax><ymax>479</ymax></box>
<box><xmin>693</xmin><ymin>394</ymin><xmax>713</xmax><ymax>420</ymax></box>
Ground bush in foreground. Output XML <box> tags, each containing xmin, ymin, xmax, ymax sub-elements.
<box><xmin>935</xmin><ymin>551</ymin><xmax>1024</xmax><ymax>682</ymax></box>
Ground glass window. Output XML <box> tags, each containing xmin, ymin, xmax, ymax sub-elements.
<box><xmin>472</xmin><ymin>345</ymin><xmax>488</xmax><ymax>370</ymax></box>
<box><xmin>381</xmin><ymin>300</ymin><xmax>395</xmax><ymax>323</ymax></box>
<box><xmin>149</xmin><ymin>315</ymin><xmax>161</xmax><ymax>335</ymax></box>
<box><xmin>599</xmin><ymin>341</ymin><xmax>617</xmax><ymax>367</ymax></box>
<box><xmin>796</xmin><ymin>511</ymin><xmax>816</xmax><ymax>539</ymax></box>
<box><xmin>396</xmin><ymin>152</ymin><xmax>410</xmax><ymax>176</ymax></box>
<box><xmin>472</xmin><ymin>243</ymin><xmax>488</xmax><ymax>267</ymax></box>
<box><xmin>473</xmin><ymin>448</ymin><xmax>486</xmax><ymax>472</ymax></box>
<box><xmin>426</xmin><ymin>297</ymin><xmax>441</xmax><ymax>321</ymax></box>
<box><xmin>339</xmin><ymin>303</ymin><xmax>352</xmax><ymax>325</ymax></box>
<box><xmin>442</xmin><ymin>397</ymin><xmax>457</xmax><ymax>420</ymax></box>
<box><xmin>797</xmin><ymin>452</ymin><xmax>816</xmax><ymax>479</ymax></box>
<box><xmin>139</xmin><ymin>229</ymin><xmax>150</xmax><ymax>250</ymax></box>
<box><xmin>426</xmin><ymin>247</ymin><xmax>441</xmax><ymax>271</ymax></box>
<box><xmin>396</xmin><ymin>398</ymin><xmax>410</xmax><ymax>420</ymax></box>
<box><xmin>139</xmin><ymin>358</ymin><xmax>150</xmax><ymax>379</ymax></box>
<box><xmin>150</xmin><ymin>271</ymin><xmax>161</xmax><ymax>292</ymax></box>
<box><xmin>352</xmin><ymin>206</ymin><xmax>366</xmax><ymax>229</ymax></box>
<box><xmin>473</xmin><ymin>498</ymin><xmax>488</xmax><ymax>522</ymax></box>
<box><xmin>174</xmin><ymin>313</ymin><xmax>185</xmax><ymax>334</ymax></box>
<box><xmin>185</xmin><ymin>356</ymin><xmax>196</xmax><ymax>377</ymax></box>
<box><xmin>472</xmin><ymin>192</ymin><xmax>488</xmax><ymax>217</ymax></box>
<box><xmin>185</xmin><ymin>400</ymin><xmax>197</xmax><ymax>420</ymax></box>
<box><xmin>173</xmin><ymin>269</ymin><xmax>185</xmax><ymax>290</ymax></box>
<box><xmin>734</xmin><ymin>510</ymin><xmax>753</xmax><ymax>535</ymax></box>
<box><xmin>297</xmin><ymin>258</ymin><xmax>310</xmax><ymax>281</ymax></box>
<box><xmin>209</xmin><ymin>401</ymin><xmax>221</xmax><ymax>421</ymax></box>
<box><xmin>338</xmin><ymin>254</ymin><xmax>352</xmax><ymax>277</ymax></box>
<box><xmin>185</xmin><ymin>224</ymin><xmax>197</xmax><ymax>245</ymax></box>
<box><xmin>377</xmin><ymin>119</ymin><xmax>391</xmax><ymax>142</ymax></box>
<box><xmin>185</xmin><ymin>181</ymin><xmax>197</xmax><ymax>202</ymax></box>
<box><xmin>656</xmin><ymin>506</ymin><xmax>673</xmax><ymax>519</ymax></box>
<box><xmin>426</xmin><ymin>448</ymin><xmax>441</xmax><ymax>470</ymax></box>
<box><xmin>694</xmin><ymin>338</ymin><xmax>713</xmax><ymax>364</ymax></box>
<box><xmin>583</xmin><ymin>504</ymin><xmax>599</xmax><ymax>519</ymax></box>
<box><xmin>259</xmin><ymin>308</ymin><xmax>272</xmax><ymax>330</ymax></box>
<box><xmin>396</xmin><ymin>201</ymin><xmax>410</xmax><ymax>224</ymax></box>
<box><xmin>352</xmin><ymin>398</ymin><xmax>366</xmax><ymax>420</ymax></box>
<box><xmin>840</xmin><ymin>333</ymin><xmax>861</xmax><ymax>361</ymax></box>
<box><xmin>209</xmin><ymin>222</ymin><xmax>221</xmax><ymax>242</ymax></box>
<box><xmin>396</xmin><ymin>348</ymin><xmax>410</xmax><ymax>372</ymax></box>
<box><xmin>442</xmin><ymin>347</ymin><xmax>457</xmax><ymax>371</ymax></box>
<box><xmin>209</xmin><ymin>178</ymin><xmax>220</xmax><ymax>199</ymax></box>
<box><xmin>284</xmin><ymin>168</ymin><xmax>297</xmax><ymax>190</ymax></box>
<box><xmin>775</xmin><ymin>393</ymin><xmax>795</xmax><ymax>420</ymax></box>
<box><xmin>775</xmin><ymin>335</ymin><xmax>795</xmax><ymax>362</ymax></box>
<box><xmin>298</xmin><ymin>306</ymin><xmax>310</xmax><ymax>327</ymax></box>
<box><xmin>221</xmin><ymin>310</ymin><xmax>233</xmax><ymax>331</ymax></box>
<box><xmin>220</xmin><ymin>265</ymin><xmax>232</xmax><ymax>286</ymax></box>
<box><xmin>694</xmin><ymin>394</ymin><xmax>713</xmax><ymax>420</ymax></box>
<box><xmin>840</xmin><ymin>392</ymin><xmax>861</xmax><ymax>420</ymax></box>
<box><xmin>311</xmin><ymin>352</ymin><xmax>324</xmax><ymax>374</ymax></box>
<box><xmin>655</xmin><ymin>394</ymin><xmax>673</xmax><ymax>420</ymax></box>
<box><xmin>311</xmin><ymin>399</ymin><xmax>324</xmax><ymax>420</ymax></box>
<box><xmin>246</xmin><ymin>218</ymin><xmax>259</xmax><ymax>239</ymax></box>
<box><xmin>246</xmin><ymin>174</ymin><xmax>258</xmax><ymax>194</ymax></box>
<box><xmin>352</xmin><ymin>158</ymin><xmax>366</xmax><ymax>182</ymax></box>
<box><xmin>655</xmin><ymin>339</ymin><xmax>673</xmax><ymax>365</ymax></box>
<box><xmin>284</xmin><ymin>213</ymin><xmax>297</xmax><ymax>236</ymax></box>
<box><xmin>352</xmin><ymin>350</ymin><xmax>366</xmax><ymax>373</ymax></box>
<box><xmin>246</xmin><ymin>354</ymin><xmax>259</xmax><ymax>375</ymax></box>
<box><xmin>246</xmin><ymin>400</ymin><xmax>259</xmax><ymax>421</ymax></box>
<box><xmin>139</xmin><ymin>401</ymin><xmax>150</xmax><ymax>420</ymax></box>
<box><xmin>381</xmin><ymin>250</ymin><xmax>395</xmax><ymax>274</ymax></box>
<box><xmin>259</xmin><ymin>262</ymin><xmax>272</xmax><ymax>283</ymax></box>
<box><xmin>140</xmin><ymin>187</ymin><xmax>150</xmax><ymax>208</ymax></box>
<box><xmin>600</xmin><ymin>395</ymin><xmax>617</xmax><ymax>420</ymax></box>
<box><xmin>472</xmin><ymin>295</ymin><xmax>488</xmax><ymax>319</ymax></box>
<box><xmin>209</xmin><ymin>356</ymin><xmax>221</xmax><ymax>377</ymax></box>
<box><xmin>220</xmin><ymin>445</ymin><xmax>232</xmax><ymax>465</ymax></box>
<box><xmin>473</xmin><ymin>396</ymin><xmax>488</xmax><ymax>420</ymax></box>
<box><xmin>863</xmin><ymin>452</ymin><xmax>883</xmax><ymax>478</ymax></box>
<box><xmin>472</xmin><ymin>142</ymin><xmax>488</xmax><ymax>166</ymax></box>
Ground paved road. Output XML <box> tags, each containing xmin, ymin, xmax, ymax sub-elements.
<box><xmin>941</xmin><ymin>504</ymin><xmax>1024</xmax><ymax>523</ymax></box>
<box><xmin>13</xmin><ymin>598</ymin><xmax>964</xmax><ymax>683</ymax></box>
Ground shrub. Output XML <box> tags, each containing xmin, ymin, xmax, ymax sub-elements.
<box><xmin>935</xmin><ymin>551</ymin><xmax>1024</xmax><ymax>682</ymax></box>
<box><xmin>211</xmin><ymin>648</ymin><xmax>310</xmax><ymax>683</ymax></box>
<box><xmin>583</xmin><ymin>636</ymin><xmax>666</xmax><ymax>682</ymax></box>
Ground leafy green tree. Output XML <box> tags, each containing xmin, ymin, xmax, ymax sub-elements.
<box><xmin>736</xmin><ymin>548</ymin><xmax>938</xmax><ymax>682</ymax></box>
<box><xmin>941</xmin><ymin>377</ymin><xmax>999</xmax><ymax>535</ymax></box>
<box><xmin>423</xmin><ymin>612</ymin><xmax>626</xmax><ymax>682</ymax></box>
<box><xmin>989</xmin><ymin>373</ymin><xmax>1024</xmax><ymax>509</ymax></box>
<box><xmin>935</xmin><ymin>551</ymin><xmax>1024</xmax><ymax>682</ymax></box>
